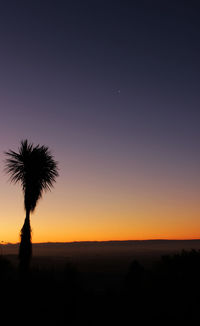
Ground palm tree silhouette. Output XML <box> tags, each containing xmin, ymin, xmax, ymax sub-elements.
<box><xmin>5</xmin><ymin>140</ymin><xmax>58</xmax><ymax>274</ymax></box>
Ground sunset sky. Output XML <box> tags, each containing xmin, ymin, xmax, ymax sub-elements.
<box><xmin>0</xmin><ymin>0</ymin><xmax>200</xmax><ymax>243</ymax></box>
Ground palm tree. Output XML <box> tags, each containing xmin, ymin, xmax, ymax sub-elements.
<box><xmin>5</xmin><ymin>140</ymin><xmax>59</xmax><ymax>274</ymax></box>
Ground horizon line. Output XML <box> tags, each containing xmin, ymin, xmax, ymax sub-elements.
<box><xmin>2</xmin><ymin>238</ymin><xmax>200</xmax><ymax>245</ymax></box>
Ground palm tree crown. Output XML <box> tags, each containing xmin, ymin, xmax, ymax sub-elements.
<box><xmin>5</xmin><ymin>139</ymin><xmax>59</xmax><ymax>212</ymax></box>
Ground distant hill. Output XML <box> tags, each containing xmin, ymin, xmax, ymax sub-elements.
<box><xmin>2</xmin><ymin>239</ymin><xmax>200</xmax><ymax>257</ymax></box>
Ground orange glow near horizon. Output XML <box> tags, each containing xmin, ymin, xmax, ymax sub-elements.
<box><xmin>1</xmin><ymin>146</ymin><xmax>200</xmax><ymax>244</ymax></box>
<box><xmin>1</xmin><ymin>174</ymin><xmax>200</xmax><ymax>243</ymax></box>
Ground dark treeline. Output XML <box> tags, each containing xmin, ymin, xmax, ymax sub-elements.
<box><xmin>1</xmin><ymin>249</ymin><xmax>200</xmax><ymax>325</ymax></box>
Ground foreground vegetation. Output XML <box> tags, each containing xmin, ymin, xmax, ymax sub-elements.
<box><xmin>0</xmin><ymin>249</ymin><xmax>200</xmax><ymax>325</ymax></box>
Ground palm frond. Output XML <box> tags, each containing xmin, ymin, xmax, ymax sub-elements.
<box><xmin>5</xmin><ymin>140</ymin><xmax>59</xmax><ymax>212</ymax></box>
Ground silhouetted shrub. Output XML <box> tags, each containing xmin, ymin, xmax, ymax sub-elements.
<box><xmin>0</xmin><ymin>256</ymin><xmax>14</xmax><ymax>279</ymax></box>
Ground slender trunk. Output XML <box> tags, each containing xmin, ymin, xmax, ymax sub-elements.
<box><xmin>19</xmin><ymin>210</ymin><xmax>32</xmax><ymax>277</ymax></box>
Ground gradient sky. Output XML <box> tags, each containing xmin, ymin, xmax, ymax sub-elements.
<box><xmin>0</xmin><ymin>0</ymin><xmax>200</xmax><ymax>243</ymax></box>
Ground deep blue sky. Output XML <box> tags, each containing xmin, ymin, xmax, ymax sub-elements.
<box><xmin>1</xmin><ymin>0</ymin><xmax>200</xmax><ymax>241</ymax></box>
<box><xmin>1</xmin><ymin>1</ymin><xmax>200</xmax><ymax>149</ymax></box>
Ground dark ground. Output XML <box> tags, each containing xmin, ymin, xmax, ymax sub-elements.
<box><xmin>1</xmin><ymin>240</ymin><xmax>200</xmax><ymax>325</ymax></box>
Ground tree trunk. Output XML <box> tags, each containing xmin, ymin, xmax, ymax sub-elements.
<box><xmin>19</xmin><ymin>210</ymin><xmax>32</xmax><ymax>277</ymax></box>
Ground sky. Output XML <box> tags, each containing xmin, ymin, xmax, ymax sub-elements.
<box><xmin>0</xmin><ymin>0</ymin><xmax>200</xmax><ymax>243</ymax></box>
